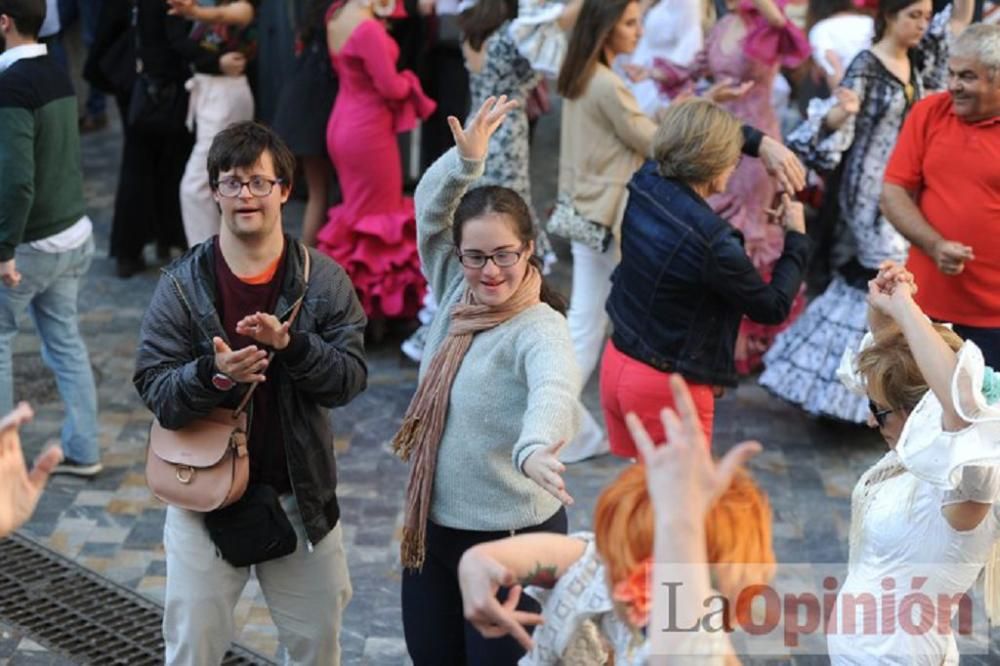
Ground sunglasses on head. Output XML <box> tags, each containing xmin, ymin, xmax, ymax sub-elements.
<box><xmin>868</xmin><ymin>399</ymin><xmax>894</xmax><ymax>428</ymax></box>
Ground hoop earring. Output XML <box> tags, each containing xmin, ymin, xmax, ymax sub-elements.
<box><xmin>373</xmin><ymin>0</ymin><xmax>396</xmax><ymax>17</ymax></box>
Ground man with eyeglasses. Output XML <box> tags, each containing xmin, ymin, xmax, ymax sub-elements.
<box><xmin>133</xmin><ymin>121</ymin><xmax>368</xmax><ymax>665</ymax></box>
<box><xmin>0</xmin><ymin>0</ymin><xmax>101</xmax><ymax>477</ymax></box>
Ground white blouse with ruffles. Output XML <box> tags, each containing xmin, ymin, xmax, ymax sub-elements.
<box><xmin>830</xmin><ymin>342</ymin><xmax>1000</xmax><ymax>665</ymax></box>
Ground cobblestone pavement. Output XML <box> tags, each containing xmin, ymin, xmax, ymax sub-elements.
<box><xmin>3</xmin><ymin>106</ymin><xmax>998</xmax><ymax>666</ymax></box>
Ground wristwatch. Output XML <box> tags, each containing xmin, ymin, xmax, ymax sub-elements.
<box><xmin>212</xmin><ymin>372</ymin><xmax>236</xmax><ymax>391</ymax></box>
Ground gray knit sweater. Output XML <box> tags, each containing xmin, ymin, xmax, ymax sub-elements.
<box><xmin>414</xmin><ymin>148</ymin><xmax>582</xmax><ymax>531</ymax></box>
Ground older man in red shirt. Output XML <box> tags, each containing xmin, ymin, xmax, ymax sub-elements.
<box><xmin>882</xmin><ymin>23</ymin><xmax>1000</xmax><ymax>366</ymax></box>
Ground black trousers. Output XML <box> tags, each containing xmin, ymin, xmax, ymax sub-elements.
<box><xmin>953</xmin><ymin>324</ymin><xmax>1000</xmax><ymax>370</ymax></box>
<box><xmin>401</xmin><ymin>507</ymin><xmax>568</xmax><ymax>666</ymax></box>
<box><xmin>110</xmin><ymin>121</ymin><xmax>192</xmax><ymax>261</ymax></box>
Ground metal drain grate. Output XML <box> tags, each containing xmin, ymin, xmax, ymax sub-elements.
<box><xmin>0</xmin><ymin>533</ymin><xmax>275</xmax><ymax>665</ymax></box>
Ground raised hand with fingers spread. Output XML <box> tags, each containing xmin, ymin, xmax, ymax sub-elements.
<box><xmin>0</xmin><ymin>402</ymin><xmax>63</xmax><ymax>537</ymax></box>
<box><xmin>446</xmin><ymin>95</ymin><xmax>519</xmax><ymax>162</ymax></box>
<box><xmin>626</xmin><ymin>375</ymin><xmax>762</xmax><ymax>519</ymax></box>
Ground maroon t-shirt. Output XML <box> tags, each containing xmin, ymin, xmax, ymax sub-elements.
<box><xmin>213</xmin><ymin>238</ymin><xmax>291</xmax><ymax>494</ymax></box>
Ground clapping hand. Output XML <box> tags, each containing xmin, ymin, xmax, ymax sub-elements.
<box><xmin>458</xmin><ymin>548</ymin><xmax>543</xmax><ymax>650</ymax></box>
<box><xmin>626</xmin><ymin>375</ymin><xmax>762</xmax><ymax>520</ymax></box>
<box><xmin>867</xmin><ymin>260</ymin><xmax>919</xmax><ymax>328</ymax></box>
<box><xmin>447</xmin><ymin>95</ymin><xmax>519</xmax><ymax>162</ymax></box>
<box><xmin>523</xmin><ymin>440</ymin><xmax>574</xmax><ymax>506</ymax></box>
<box><xmin>236</xmin><ymin>311</ymin><xmax>291</xmax><ymax>350</ymax></box>
<box><xmin>0</xmin><ymin>402</ymin><xmax>62</xmax><ymax>538</ymax></box>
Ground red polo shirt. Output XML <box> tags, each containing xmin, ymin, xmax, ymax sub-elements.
<box><xmin>884</xmin><ymin>92</ymin><xmax>1000</xmax><ymax>327</ymax></box>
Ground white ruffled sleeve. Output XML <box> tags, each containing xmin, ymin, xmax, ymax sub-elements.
<box><xmin>508</xmin><ymin>0</ymin><xmax>568</xmax><ymax>77</ymax></box>
<box><xmin>896</xmin><ymin>342</ymin><xmax>1000</xmax><ymax>490</ymax></box>
<box><xmin>786</xmin><ymin>94</ymin><xmax>857</xmax><ymax>172</ymax></box>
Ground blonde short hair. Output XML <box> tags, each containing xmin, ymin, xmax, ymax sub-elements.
<box><xmin>652</xmin><ymin>99</ymin><xmax>743</xmax><ymax>186</ymax></box>
<box><xmin>856</xmin><ymin>323</ymin><xmax>965</xmax><ymax>413</ymax></box>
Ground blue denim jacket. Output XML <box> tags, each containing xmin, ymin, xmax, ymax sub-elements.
<box><xmin>606</xmin><ymin>161</ymin><xmax>811</xmax><ymax>387</ymax></box>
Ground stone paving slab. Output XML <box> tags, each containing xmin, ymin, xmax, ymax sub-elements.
<box><xmin>3</xmin><ymin>104</ymin><xmax>997</xmax><ymax>665</ymax></box>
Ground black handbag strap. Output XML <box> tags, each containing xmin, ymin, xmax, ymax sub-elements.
<box><xmin>233</xmin><ymin>244</ymin><xmax>312</xmax><ymax>417</ymax></box>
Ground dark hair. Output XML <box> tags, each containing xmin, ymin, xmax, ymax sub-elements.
<box><xmin>459</xmin><ymin>0</ymin><xmax>518</xmax><ymax>51</ymax></box>
<box><xmin>0</xmin><ymin>0</ymin><xmax>46</xmax><ymax>38</ymax></box>
<box><xmin>452</xmin><ymin>186</ymin><xmax>567</xmax><ymax>314</ymax></box>
<box><xmin>873</xmin><ymin>0</ymin><xmax>921</xmax><ymax>42</ymax></box>
<box><xmin>298</xmin><ymin>0</ymin><xmax>332</xmax><ymax>47</ymax></box>
<box><xmin>557</xmin><ymin>0</ymin><xmax>635</xmax><ymax>99</ymax></box>
<box><xmin>207</xmin><ymin>121</ymin><xmax>296</xmax><ymax>190</ymax></box>
<box><xmin>805</xmin><ymin>0</ymin><xmax>858</xmax><ymax>32</ymax></box>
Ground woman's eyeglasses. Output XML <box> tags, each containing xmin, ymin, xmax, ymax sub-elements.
<box><xmin>868</xmin><ymin>399</ymin><xmax>894</xmax><ymax>428</ymax></box>
<box><xmin>214</xmin><ymin>176</ymin><xmax>284</xmax><ymax>198</ymax></box>
<box><xmin>456</xmin><ymin>247</ymin><xmax>526</xmax><ymax>269</ymax></box>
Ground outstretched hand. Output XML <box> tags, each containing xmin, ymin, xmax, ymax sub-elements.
<box><xmin>523</xmin><ymin>440</ymin><xmax>574</xmax><ymax>506</ymax></box>
<box><xmin>447</xmin><ymin>95</ymin><xmax>519</xmax><ymax>162</ymax></box>
<box><xmin>0</xmin><ymin>402</ymin><xmax>62</xmax><ymax>538</ymax></box>
<box><xmin>758</xmin><ymin>135</ymin><xmax>806</xmax><ymax>194</ymax></box>
<box><xmin>458</xmin><ymin>548</ymin><xmax>543</xmax><ymax>651</ymax></box>
<box><xmin>626</xmin><ymin>375</ymin><xmax>761</xmax><ymax>519</ymax></box>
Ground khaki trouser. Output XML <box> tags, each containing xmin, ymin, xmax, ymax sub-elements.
<box><xmin>162</xmin><ymin>496</ymin><xmax>352</xmax><ymax>666</ymax></box>
<box><xmin>179</xmin><ymin>73</ymin><xmax>255</xmax><ymax>247</ymax></box>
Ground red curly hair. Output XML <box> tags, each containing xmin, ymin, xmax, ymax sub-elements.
<box><xmin>593</xmin><ymin>464</ymin><xmax>775</xmax><ymax>625</ymax></box>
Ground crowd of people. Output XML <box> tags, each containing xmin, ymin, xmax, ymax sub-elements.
<box><xmin>1</xmin><ymin>0</ymin><xmax>1000</xmax><ymax>662</ymax></box>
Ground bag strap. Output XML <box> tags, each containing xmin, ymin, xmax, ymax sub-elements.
<box><xmin>232</xmin><ymin>244</ymin><xmax>313</xmax><ymax>418</ymax></box>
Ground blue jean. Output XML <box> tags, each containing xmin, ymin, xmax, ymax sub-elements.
<box><xmin>0</xmin><ymin>236</ymin><xmax>99</xmax><ymax>464</ymax></box>
<box><xmin>55</xmin><ymin>0</ymin><xmax>106</xmax><ymax>117</ymax></box>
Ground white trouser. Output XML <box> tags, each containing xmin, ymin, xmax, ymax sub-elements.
<box><xmin>179</xmin><ymin>73</ymin><xmax>255</xmax><ymax>246</ymax></box>
<box><xmin>163</xmin><ymin>496</ymin><xmax>352</xmax><ymax>666</ymax></box>
<box><xmin>561</xmin><ymin>240</ymin><xmax>619</xmax><ymax>462</ymax></box>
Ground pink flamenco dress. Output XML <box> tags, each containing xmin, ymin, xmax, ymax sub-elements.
<box><xmin>651</xmin><ymin>0</ymin><xmax>810</xmax><ymax>374</ymax></box>
<box><xmin>319</xmin><ymin>11</ymin><xmax>436</xmax><ymax>321</ymax></box>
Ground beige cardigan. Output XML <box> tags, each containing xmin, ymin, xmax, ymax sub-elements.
<box><xmin>557</xmin><ymin>63</ymin><xmax>658</xmax><ymax>233</ymax></box>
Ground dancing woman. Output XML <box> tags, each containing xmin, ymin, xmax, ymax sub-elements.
<box><xmin>830</xmin><ymin>262</ymin><xmax>1000</xmax><ymax>663</ymax></box>
<box><xmin>320</xmin><ymin>0</ymin><xmax>436</xmax><ymax>323</ymax></box>
<box><xmin>760</xmin><ymin>0</ymin><xmax>972</xmax><ymax>423</ymax></box>
<box><xmin>457</xmin><ymin>376</ymin><xmax>770</xmax><ymax>664</ymax></box>
<box><xmin>396</xmin><ymin>97</ymin><xmax>581</xmax><ymax>664</ymax></box>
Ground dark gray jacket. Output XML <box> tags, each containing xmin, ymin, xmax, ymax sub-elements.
<box><xmin>133</xmin><ymin>237</ymin><xmax>367</xmax><ymax>545</ymax></box>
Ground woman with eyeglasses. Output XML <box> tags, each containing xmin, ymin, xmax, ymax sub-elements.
<box><xmin>831</xmin><ymin>261</ymin><xmax>1000</xmax><ymax>663</ymax></box>
<box><xmin>394</xmin><ymin>96</ymin><xmax>581</xmax><ymax>665</ymax></box>
<box><xmin>602</xmin><ymin>99</ymin><xmax>810</xmax><ymax>458</ymax></box>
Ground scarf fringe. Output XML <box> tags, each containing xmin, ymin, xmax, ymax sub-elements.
<box><xmin>400</xmin><ymin>525</ymin><xmax>426</xmax><ymax>571</ymax></box>
<box><xmin>392</xmin><ymin>414</ymin><xmax>422</xmax><ymax>461</ymax></box>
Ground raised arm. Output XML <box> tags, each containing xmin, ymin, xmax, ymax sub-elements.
<box><xmin>949</xmin><ymin>0</ymin><xmax>974</xmax><ymax>36</ymax></box>
<box><xmin>414</xmin><ymin>96</ymin><xmax>519</xmax><ymax>301</ymax></box>
<box><xmin>167</xmin><ymin>0</ymin><xmax>255</xmax><ymax>27</ymax></box>
<box><xmin>867</xmin><ymin>264</ymin><xmax>965</xmax><ymax>430</ymax></box>
<box><xmin>704</xmin><ymin>195</ymin><xmax>810</xmax><ymax>324</ymax></box>
<box><xmin>627</xmin><ymin>375</ymin><xmax>760</xmax><ymax>663</ymax></box>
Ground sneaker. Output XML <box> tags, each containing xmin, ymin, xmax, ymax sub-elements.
<box><xmin>52</xmin><ymin>458</ymin><xmax>103</xmax><ymax>477</ymax></box>
<box><xmin>401</xmin><ymin>325</ymin><xmax>428</xmax><ymax>363</ymax></box>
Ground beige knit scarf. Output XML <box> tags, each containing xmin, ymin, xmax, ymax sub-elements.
<box><xmin>392</xmin><ymin>265</ymin><xmax>542</xmax><ymax>570</ymax></box>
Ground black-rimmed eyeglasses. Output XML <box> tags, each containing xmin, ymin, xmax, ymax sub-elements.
<box><xmin>214</xmin><ymin>176</ymin><xmax>284</xmax><ymax>198</ymax></box>
<box><xmin>868</xmin><ymin>399</ymin><xmax>894</xmax><ymax>428</ymax></box>
<box><xmin>456</xmin><ymin>246</ymin><xmax>527</xmax><ymax>269</ymax></box>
